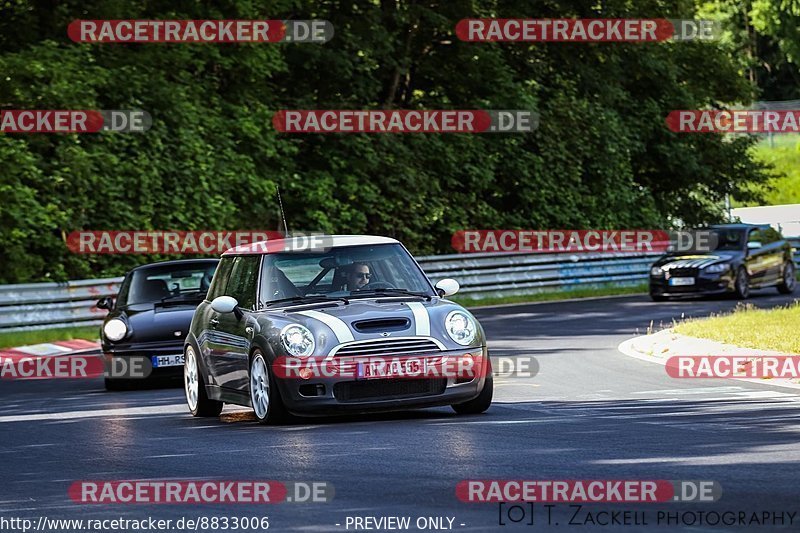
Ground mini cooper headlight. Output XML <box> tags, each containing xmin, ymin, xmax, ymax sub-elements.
<box><xmin>445</xmin><ymin>310</ymin><xmax>477</xmax><ymax>346</ymax></box>
<box><xmin>103</xmin><ymin>319</ymin><xmax>127</xmax><ymax>342</ymax></box>
<box><xmin>704</xmin><ymin>262</ymin><xmax>730</xmax><ymax>274</ymax></box>
<box><xmin>650</xmin><ymin>266</ymin><xmax>664</xmax><ymax>276</ymax></box>
<box><xmin>281</xmin><ymin>324</ymin><xmax>315</xmax><ymax>357</ymax></box>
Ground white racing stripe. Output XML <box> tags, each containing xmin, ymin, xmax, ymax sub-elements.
<box><xmin>295</xmin><ymin>310</ymin><xmax>355</xmax><ymax>343</ymax></box>
<box><xmin>406</xmin><ymin>302</ymin><xmax>431</xmax><ymax>336</ymax></box>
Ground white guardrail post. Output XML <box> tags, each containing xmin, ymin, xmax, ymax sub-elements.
<box><xmin>0</xmin><ymin>240</ymin><xmax>797</xmax><ymax>332</ymax></box>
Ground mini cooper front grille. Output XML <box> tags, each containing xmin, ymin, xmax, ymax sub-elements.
<box><xmin>333</xmin><ymin>378</ymin><xmax>447</xmax><ymax>402</ymax></box>
<box><xmin>331</xmin><ymin>337</ymin><xmax>443</xmax><ymax>358</ymax></box>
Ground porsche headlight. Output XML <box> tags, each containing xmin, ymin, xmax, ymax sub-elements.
<box><xmin>281</xmin><ymin>324</ymin><xmax>315</xmax><ymax>357</ymax></box>
<box><xmin>445</xmin><ymin>310</ymin><xmax>477</xmax><ymax>346</ymax></box>
<box><xmin>103</xmin><ymin>319</ymin><xmax>127</xmax><ymax>342</ymax></box>
<box><xmin>650</xmin><ymin>266</ymin><xmax>664</xmax><ymax>276</ymax></box>
<box><xmin>704</xmin><ymin>263</ymin><xmax>730</xmax><ymax>274</ymax></box>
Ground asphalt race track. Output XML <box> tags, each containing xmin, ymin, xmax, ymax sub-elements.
<box><xmin>2</xmin><ymin>291</ymin><xmax>799</xmax><ymax>532</ymax></box>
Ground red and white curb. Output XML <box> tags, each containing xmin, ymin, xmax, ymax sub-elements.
<box><xmin>0</xmin><ymin>339</ymin><xmax>100</xmax><ymax>362</ymax></box>
<box><xmin>618</xmin><ymin>329</ymin><xmax>800</xmax><ymax>391</ymax></box>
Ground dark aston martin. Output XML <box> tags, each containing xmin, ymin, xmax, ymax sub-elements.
<box><xmin>97</xmin><ymin>259</ymin><xmax>219</xmax><ymax>390</ymax></box>
<box><xmin>649</xmin><ymin>223</ymin><xmax>796</xmax><ymax>301</ymax></box>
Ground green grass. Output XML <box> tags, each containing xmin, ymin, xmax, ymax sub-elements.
<box><xmin>736</xmin><ymin>138</ymin><xmax>800</xmax><ymax>206</ymax></box>
<box><xmin>0</xmin><ymin>326</ymin><xmax>100</xmax><ymax>350</ymax></box>
<box><xmin>673</xmin><ymin>302</ymin><xmax>800</xmax><ymax>354</ymax></box>
<box><xmin>454</xmin><ymin>283</ymin><xmax>648</xmax><ymax>308</ymax></box>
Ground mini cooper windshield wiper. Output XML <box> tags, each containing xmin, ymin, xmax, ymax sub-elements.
<box><xmin>264</xmin><ymin>295</ymin><xmax>350</xmax><ymax>308</ymax></box>
<box><xmin>352</xmin><ymin>288</ymin><xmax>432</xmax><ymax>301</ymax></box>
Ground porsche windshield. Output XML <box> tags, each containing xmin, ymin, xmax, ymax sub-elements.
<box><xmin>260</xmin><ymin>243</ymin><xmax>435</xmax><ymax>303</ymax></box>
<box><xmin>117</xmin><ymin>262</ymin><xmax>218</xmax><ymax>306</ymax></box>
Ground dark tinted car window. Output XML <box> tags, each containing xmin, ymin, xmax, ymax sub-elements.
<box><xmin>762</xmin><ymin>227</ymin><xmax>781</xmax><ymax>244</ymax></box>
<box><xmin>207</xmin><ymin>257</ymin><xmax>234</xmax><ymax>301</ymax></box>
<box><xmin>225</xmin><ymin>256</ymin><xmax>260</xmax><ymax>309</ymax></box>
<box><xmin>747</xmin><ymin>230</ymin><xmax>763</xmax><ymax>245</ymax></box>
<box><xmin>711</xmin><ymin>229</ymin><xmax>745</xmax><ymax>251</ymax></box>
<box><xmin>117</xmin><ymin>262</ymin><xmax>218</xmax><ymax>306</ymax></box>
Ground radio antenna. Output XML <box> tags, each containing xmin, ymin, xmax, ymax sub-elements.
<box><xmin>276</xmin><ymin>185</ymin><xmax>289</xmax><ymax>236</ymax></box>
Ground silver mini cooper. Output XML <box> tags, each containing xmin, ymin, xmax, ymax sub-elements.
<box><xmin>183</xmin><ymin>235</ymin><xmax>492</xmax><ymax>424</ymax></box>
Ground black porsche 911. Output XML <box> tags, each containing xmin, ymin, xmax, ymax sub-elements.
<box><xmin>97</xmin><ymin>258</ymin><xmax>219</xmax><ymax>390</ymax></box>
<box><xmin>649</xmin><ymin>223</ymin><xmax>796</xmax><ymax>301</ymax></box>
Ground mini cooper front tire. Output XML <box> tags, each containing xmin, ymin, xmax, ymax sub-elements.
<box><xmin>185</xmin><ymin>345</ymin><xmax>223</xmax><ymax>417</ymax></box>
<box><xmin>452</xmin><ymin>359</ymin><xmax>493</xmax><ymax>415</ymax></box>
<box><xmin>249</xmin><ymin>350</ymin><xmax>289</xmax><ymax>425</ymax></box>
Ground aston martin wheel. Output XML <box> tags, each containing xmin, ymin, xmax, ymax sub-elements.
<box><xmin>185</xmin><ymin>345</ymin><xmax>223</xmax><ymax>417</ymax></box>
<box><xmin>734</xmin><ymin>267</ymin><xmax>750</xmax><ymax>299</ymax></box>
<box><xmin>249</xmin><ymin>350</ymin><xmax>288</xmax><ymax>425</ymax></box>
<box><xmin>777</xmin><ymin>261</ymin><xmax>796</xmax><ymax>294</ymax></box>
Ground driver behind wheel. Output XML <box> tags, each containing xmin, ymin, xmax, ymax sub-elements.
<box><xmin>346</xmin><ymin>262</ymin><xmax>371</xmax><ymax>291</ymax></box>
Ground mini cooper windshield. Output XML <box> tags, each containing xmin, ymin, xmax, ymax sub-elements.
<box><xmin>260</xmin><ymin>243</ymin><xmax>435</xmax><ymax>304</ymax></box>
<box><xmin>116</xmin><ymin>262</ymin><xmax>218</xmax><ymax>306</ymax></box>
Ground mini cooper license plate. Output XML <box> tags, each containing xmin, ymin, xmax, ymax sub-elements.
<box><xmin>151</xmin><ymin>354</ymin><xmax>185</xmax><ymax>368</ymax></box>
<box><xmin>668</xmin><ymin>277</ymin><xmax>695</xmax><ymax>286</ymax></box>
<box><xmin>356</xmin><ymin>359</ymin><xmax>423</xmax><ymax>379</ymax></box>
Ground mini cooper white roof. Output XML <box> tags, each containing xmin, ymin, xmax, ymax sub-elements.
<box><xmin>222</xmin><ymin>235</ymin><xmax>400</xmax><ymax>256</ymax></box>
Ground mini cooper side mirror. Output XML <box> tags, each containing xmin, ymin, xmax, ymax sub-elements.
<box><xmin>211</xmin><ymin>295</ymin><xmax>239</xmax><ymax>315</ymax></box>
<box><xmin>96</xmin><ymin>296</ymin><xmax>114</xmax><ymax>310</ymax></box>
<box><xmin>435</xmin><ymin>278</ymin><xmax>460</xmax><ymax>297</ymax></box>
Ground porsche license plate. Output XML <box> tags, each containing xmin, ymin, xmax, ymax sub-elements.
<box><xmin>151</xmin><ymin>354</ymin><xmax>185</xmax><ymax>368</ymax></box>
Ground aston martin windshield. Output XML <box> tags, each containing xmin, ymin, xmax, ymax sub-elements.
<box><xmin>260</xmin><ymin>243</ymin><xmax>435</xmax><ymax>303</ymax></box>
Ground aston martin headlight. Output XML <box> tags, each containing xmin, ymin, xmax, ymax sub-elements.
<box><xmin>650</xmin><ymin>266</ymin><xmax>664</xmax><ymax>276</ymax></box>
<box><xmin>704</xmin><ymin>262</ymin><xmax>730</xmax><ymax>274</ymax></box>
<box><xmin>446</xmin><ymin>310</ymin><xmax>477</xmax><ymax>346</ymax></box>
<box><xmin>281</xmin><ymin>324</ymin><xmax>315</xmax><ymax>357</ymax></box>
<box><xmin>103</xmin><ymin>319</ymin><xmax>127</xmax><ymax>342</ymax></box>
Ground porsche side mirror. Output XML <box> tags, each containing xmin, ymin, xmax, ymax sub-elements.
<box><xmin>435</xmin><ymin>278</ymin><xmax>460</xmax><ymax>297</ymax></box>
<box><xmin>96</xmin><ymin>296</ymin><xmax>114</xmax><ymax>310</ymax></box>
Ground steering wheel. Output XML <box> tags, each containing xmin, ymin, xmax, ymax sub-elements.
<box><xmin>363</xmin><ymin>281</ymin><xmax>395</xmax><ymax>290</ymax></box>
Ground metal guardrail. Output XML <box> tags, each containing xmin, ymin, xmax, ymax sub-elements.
<box><xmin>0</xmin><ymin>278</ymin><xmax>122</xmax><ymax>332</ymax></box>
<box><xmin>0</xmin><ymin>240</ymin><xmax>798</xmax><ymax>332</ymax></box>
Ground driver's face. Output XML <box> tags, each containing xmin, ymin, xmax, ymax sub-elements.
<box><xmin>348</xmin><ymin>265</ymin><xmax>371</xmax><ymax>289</ymax></box>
